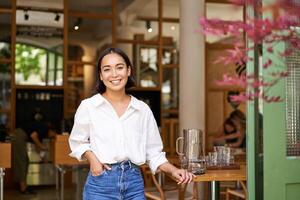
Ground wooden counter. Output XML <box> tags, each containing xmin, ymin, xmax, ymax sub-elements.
<box><xmin>53</xmin><ymin>135</ymin><xmax>87</xmax><ymax>165</ymax></box>
<box><xmin>0</xmin><ymin>143</ymin><xmax>11</xmax><ymax>168</ymax></box>
<box><xmin>193</xmin><ymin>165</ymin><xmax>246</xmax><ymax>200</ymax></box>
<box><xmin>194</xmin><ymin>164</ymin><xmax>246</xmax><ymax>182</ymax></box>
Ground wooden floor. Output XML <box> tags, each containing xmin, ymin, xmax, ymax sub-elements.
<box><xmin>4</xmin><ymin>186</ymin><xmax>193</xmax><ymax>200</ymax></box>
<box><xmin>4</xmin><ymin>187</ymin><xmax>77</xmax><ymax>200</ymax></box>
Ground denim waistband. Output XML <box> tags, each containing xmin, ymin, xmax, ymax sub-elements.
<box><xmin>108</xmin><ymin>160</ymin><xmax>139</xmax><ymax>170</ymax></box>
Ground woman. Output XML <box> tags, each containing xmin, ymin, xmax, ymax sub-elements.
<box><xmin>213</xmin><ymin>118</ymin><xmax>237</xmax><ymax>145</ymax></box>
<box><xmin>212</xmin><ymin>110</ymin><xmax>246</xmax><ymax>148</ymax></box>
<box><xmin>228</xmin><ymin>109</ymin><xmax>246</xmax><ymax>148</ymax></box>
<box><xmin>69</xmin><ymin>47</ymin><xmax>194</xmax><ymax>200</ymax></box>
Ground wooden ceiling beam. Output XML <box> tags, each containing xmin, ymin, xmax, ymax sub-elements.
<box><xmin>69</xmin><ymin>11</ymin><xmax>112</xmax><ymax>20</ymax></box>
<box><xmin>137</xmin><ymin>16</ymin><xmax>179</xmax><ymax>23</ymax></box>
<box><xmin>16</xmin><ymin>6</ymin><xmax>63</xmax><ymax>12</ymax></box>
<box><xmin>0</xmin><ymin>8</ymin><xmax>12</xmax><ymax>13</ymax></box>
<box><xmin>116</xmin><ymin>38</ymin><xmax>159</xmax><ymax>45</ymax></box>
<box><xmin>206</xmin><ymin>0</ymin><xmax>236</xmax><ymax>4</ymax></box>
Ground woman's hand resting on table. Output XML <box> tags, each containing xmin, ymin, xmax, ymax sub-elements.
<box><xmin>159</xmin><ymin>162</ymin><xmax>195</xmax><ymax>184</ymax></box>
<box><xmin>171</xmin><ymin>168</ymin><xmax>195</xmax><ymax>184</ymax></box>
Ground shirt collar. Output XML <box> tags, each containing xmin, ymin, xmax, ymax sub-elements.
<box><xmin>128</xmin><ymin>95</ymin><xmax>141</xmax><ymax>111</ymax></box>
<box><xmin>91</xmin><ymin>93</ymin><xmax>141</xmax><ymax>111</ymax></box>
<box><xmin>91</xmin><ymin>94</ymin><xmax>105</xmax><ymax>107</ymax></box>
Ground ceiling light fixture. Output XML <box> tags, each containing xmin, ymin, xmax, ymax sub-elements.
<box><xmin>74</xmin><ymin>18</ymin><xmax>82</xmax><ymax>31</ymax></box>
<box><xmin>54</xmin><ymin>13</ymin><xmax>60</xmax><ymax>22</ymax></box>
<box><xmin>146</xmin><ymin>20</ymin><xmax>152</xmax><ymax>33</ymax></box>
<box><xmin>24</xmin><ymin>10</ymin><xmax>29</xmax><ymax>21</ymax></box>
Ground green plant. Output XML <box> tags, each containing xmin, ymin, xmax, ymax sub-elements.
<box><xmin>15</xmin><ymin>43</ymin><xmax>46</xmax><ymax>80</ymax></box>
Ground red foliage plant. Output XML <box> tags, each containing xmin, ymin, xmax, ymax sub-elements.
<box><xmin>200</xmin><ymin>0</ymin><xmax>300</xmax><ymax>103</ymax></box>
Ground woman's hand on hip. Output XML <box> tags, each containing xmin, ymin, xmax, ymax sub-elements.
<box><xmin>83</xmin><ymin>150</ymin><xmax>111</xmax><ymax>176</ymax></box>
<box><xmin>171</xmin><ymin>169</ymin><xmax>195</xmax><ymax>184</ymax></box>
<box><xmin>90</xmin><ymin>160</ymin><xmax>111</xmax><ymax>176</ymax></box>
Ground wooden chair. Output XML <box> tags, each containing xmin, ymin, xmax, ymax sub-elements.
<box><xmin>140</xmin><ymin>165</ymin><xmax>188</xmax><ymax>200</ymax></box>
<box><xmin>141</xmin><ymin>165</ymin><xmax>165</xmax><ymax>200</ymax></box>
<box><xmin>225</xmin><ymin>181</ymin><xmax>247</xmax><ymax>200</ymax></box>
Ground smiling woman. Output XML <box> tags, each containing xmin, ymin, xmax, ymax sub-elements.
<box><xmin>95</xmin><ymin>48</ymin><xmax>135</xmax><ymax>94</ymax></box>
<box><xmin>69</xmin><ymin>47</ymin><xmax>194</xmax><ymax>200</ymax></box>
<box><xmin>100</xmin><ymin>55</ymin><xmax>130</xmax><ymax>89</ymax></box>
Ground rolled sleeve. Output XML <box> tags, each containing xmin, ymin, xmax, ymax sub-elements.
<box><xmin>69</xmin><ymin>101</ymin><xmax>92</xmax><ymax>161</ymax></box>
<box><xmin>148</xmin><ymin>151</ymin><xmax>168</xmax><ymax>174</ymax></box>
<box><xmin>69</xmin><ymin>141</ymin><xmax>91</xmax><ymax>161</ymax></box>
<box><xmin>145</xmin><ymin>109</ymin><xmax>168</xmax><ymax>174</ymax></box>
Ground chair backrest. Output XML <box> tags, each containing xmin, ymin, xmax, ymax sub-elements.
<box><xmin>140</xmin><ymin>165</ymin><xmax>166</xmax><ymax>200</ymax></box>
<box><xmin>238</xmin><ymin>181</ymin><xmax>247</xmax><ymax>195</ymax></box>
<box><xmin>140</xmin><ymin>164</ymin><xmax>189</xmax><ymax>200</ymax></box>
<box><xmin>226</xmin><ymin>180</ymin><xmax>247</xmax><ymax>200</ymax></box>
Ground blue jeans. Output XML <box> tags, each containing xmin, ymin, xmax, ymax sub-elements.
<box><xmin>83</xmin><ymin>160</ymin><xmax>146</xmax><ymax>200</ymax></box>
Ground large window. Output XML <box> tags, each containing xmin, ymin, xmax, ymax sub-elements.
<box><xmin>15</xmin><ymin>43</ymin><xmax>63</xmax><ymax>86</ymax></box>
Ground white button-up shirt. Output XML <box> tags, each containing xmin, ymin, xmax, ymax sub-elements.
<box><xmin>69</xmin><ymin>94</ymin><xmax>168</xmax><ymax>173</ymax></box>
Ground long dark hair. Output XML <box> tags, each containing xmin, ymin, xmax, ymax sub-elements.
<box><xmin>229</xmin><ymin>109</ymin><xmax>246</xmax><ymax>129</ymax></box>
<box><xmin>95</xmin><ymin>47</ymin><xmax>135</xmax><ymax>94</ymax></box>
<box><xmin>223</xmin><ymin>117</ymin><xmax>236</xmax><ymax>134</ymax></box>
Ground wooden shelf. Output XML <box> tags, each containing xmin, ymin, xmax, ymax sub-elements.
<box><xmin>67</xmin><ymin>60</ymin><xmax>96</xmax><ymax>66</ymax></box>
<box><xmin>0</xmin><ymin>58</ymin><xmax>12</xmax><ymax>63</ymax></box>
<box><xmin>0</xmin><ymin>8</ymin><xmax>12</xmax><ymax>13</ymax></box>
<box><xmin>129</xmin><ymin>87</ymin><xmax>161</xmax><ymax>91</ymax></box>
<box><xmin>67</xmin><ymin>77</ymin><xmax>84</xmax><ymax>82</ymax></box>
<box><xmin>162</xmin><ymin>109</ymin><xmax>178</xmax><ymax>114</ymax></box>
<box><xmin>15</xmin><ymin>85</ymin><xmax>64</xmax><ymax>90</ymax></box>
<box><xmin>0</xmin><ymin>109</ymin><xmax>10</xmax><ymax>113</ymax></box>
<box><xmin>116</xmin><ymin>39</ymin><xmax>159</xmax><ymax>45</ymax></box>
<box><xmin>162</xmin><ymin>64</ymin><xmax>179</xmax><ymax>68</ymax></box>
<box><xmin>137</xmin><ymin>16</ymin><xmax>179</xmax><ymax>23</ymax></box>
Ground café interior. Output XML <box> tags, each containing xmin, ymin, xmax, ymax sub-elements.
<box><xmin>1</xmin><ymin>0</ymin><xmax>300</xmax><ymax>200</ymax></box>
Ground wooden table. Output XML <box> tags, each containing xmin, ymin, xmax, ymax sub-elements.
<box><xmin>193</xmin><ymin>165</ymin><xmax>246</xmax><ymax>200</ymax></box>
<box><xmin>53</xmin><ymin>135</ymin><xmax>87</xmax><ymax>200</ymax></box>
<box><xmin>0</xmin><ymin>143</ymin><xmax>11</xmax><ymax>200</ymax></box>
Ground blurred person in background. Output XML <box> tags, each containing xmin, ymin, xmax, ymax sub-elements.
<box><xmin>212</xmin><ymin>110</ymin><xmax>246</xmax><ymax>148</ymax></box>
<box><xmin>12</xmin><ymin>108</ymin><xmax>56</xmax><ymax>194</ymax></box>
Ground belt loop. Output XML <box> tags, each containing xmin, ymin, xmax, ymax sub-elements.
<box><xmin>128</xmin><ymin>160</ymin><xmax>132</xmax><ymax>168</ymax></box>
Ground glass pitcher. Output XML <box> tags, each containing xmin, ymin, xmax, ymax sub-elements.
<box><xmin>176</xmin><ymin>128</ymin><xmax>206</xmax><ymax>174</ymax></box>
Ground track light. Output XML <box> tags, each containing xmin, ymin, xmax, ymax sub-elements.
<box><xmin>74</xmin><ymin>18</ymin><xmax>82</xmax><ymax>31</ymax></box>
<box><xmin>54</xmin><ymin>13</ymin><xmax>60</xmax><ymax>21</ymax></box>
<box><xmin>24</xmin><ymin>10</ymin><xmax>29</xmax><ymax>21</ymax></box>
<box><xmin>146</xmin><ymin>20</ymin><xmax>152</xmax><ymax>33</ymax></box>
